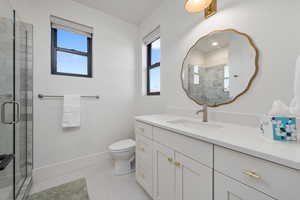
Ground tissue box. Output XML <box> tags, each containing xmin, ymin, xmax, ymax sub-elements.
<box><xmin>260</xmin><ymin>116</ymin><xmax>298</xmax><ymax>141</ymax></box>
<box><xmin>271</xmin><ymin>117</ymin><xmax>297</xmax><ymax>141</ymax></box>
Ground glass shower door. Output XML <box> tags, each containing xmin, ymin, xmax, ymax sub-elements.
<box><xmin>0</xmin><ymin>1</ymin><xmax>15</xmax><ymax>200</ymax></box>
<box><xmin>14</xmin><ymin>14</ymin><xmax>33</xmax><ymax>198</ymax></box>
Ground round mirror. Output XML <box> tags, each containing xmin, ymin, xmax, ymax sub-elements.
<box><xmin>181</xmin><ymin>29</ymin><xmax>259</xmax><ymax>107</ymax></box>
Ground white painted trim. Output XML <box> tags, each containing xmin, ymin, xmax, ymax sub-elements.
<box><xmin>32</xmin><ymin>151</ymin><xmax>112</xmax><ymax>183</ymax></box>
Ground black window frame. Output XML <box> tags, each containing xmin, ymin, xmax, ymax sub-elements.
<box><xmin>51</xmin><ymin>28</ymin><xmax>93</xmax><ymax>78</ymax></box>
<box><xmin>147</xmin><ymin>38</ymin><xmax>160</xmax><ymax>96</ymax></box>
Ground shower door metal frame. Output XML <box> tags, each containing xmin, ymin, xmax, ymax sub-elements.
<box><xmin>1</xmin><ymin>10</ymin><xmax>33</xmax><ymax>200</ymax></box>
<box><xmin>12</xmin><ymin>10</ymin><xmax>33</xmax><ymax>200</ymax></box>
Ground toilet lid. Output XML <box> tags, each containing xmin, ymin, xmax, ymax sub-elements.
<box><xmin>109</xmin><ymin>139</ymin><xmax>136</xmax><ymax>152</ymax></box>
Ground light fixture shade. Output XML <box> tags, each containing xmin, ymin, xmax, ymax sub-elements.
<box><xmin>185</xmin><ymin>0</ymin><xmax>213</xmax><ymax>13</ymax></box>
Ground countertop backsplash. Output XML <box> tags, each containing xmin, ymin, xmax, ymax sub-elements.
<box><xmin>165</xmin><ymin>106</ymin><xmax>300</xmax><ymax>133</ymax></box>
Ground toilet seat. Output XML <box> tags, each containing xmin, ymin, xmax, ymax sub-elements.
<box><xmin>109</xmin><ymin>139</ymin><xmax>136</xmax><ymax>152</ymax></box>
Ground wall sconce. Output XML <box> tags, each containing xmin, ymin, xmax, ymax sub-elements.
<box><xmin>185</xmin><ymin>0</ymin><xmax>217</xmax><ymax>18</ymax></box>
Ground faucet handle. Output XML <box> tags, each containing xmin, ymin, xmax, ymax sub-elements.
<box><xmin>195</xmin><ymin>104</ymin><xmax>208</xmax><ymax>122</ymax></box>
<box><xmin>195</xmin><ymin>109</ymin><xmax>203</xmax><ymax>115</ymax></box>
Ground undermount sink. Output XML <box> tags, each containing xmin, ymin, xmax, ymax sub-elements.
<box><xmin>166</xmin><ymin>119</ymin><xmax>223</xmax><ymax>130</ymax></box>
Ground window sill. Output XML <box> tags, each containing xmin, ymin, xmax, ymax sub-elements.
<box><xmin>147</xmin><ymin>92</ymin><xmax>160</xmax><ymax>96</ymax></box>
<box><xmin>51</xmin><ymin>72</ymin><xmax>92</xmax><ymax>78</ymax></box>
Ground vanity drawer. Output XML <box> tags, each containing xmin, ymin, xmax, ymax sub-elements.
<box><xmin>214</xmin><ymin>146</ymin><xmax>300</xmax><ymax>200</ymax></box>
<box><xmin>136</xmin><ymin>155</ymin><xmax>153</xmax><ymax>197</ymax></box>
<box><xmin>153</xmin><ymin>127</ymin><xmax>213</xmax><ymax>168</ymax></box>
<box><xmin>136</xmin><ymin>134</ymin><xmax>153</xmax><ymax>165</ymax></box>
<box><xmin>135</xmin><ymin>121</ymin><xmax>153</xmax><ymax>139</ymax></box>
<box><xmin>214</xmin><ymin>172</ymin><xmax>274</xmax><ymax>200</ymax></box>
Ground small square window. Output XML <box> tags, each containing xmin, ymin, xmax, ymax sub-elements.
<box><xmin>51</xmin><ymin>28</ymin><xmax>92</xmax><ymax>77</ymax></box>
<box><xmin>57</xmin><ymin>51</ymin><xmax>88</xmax><ymax>75</ymax></box>
<box><xmin>57</xmin><ymin>29</ymin><xmax>88</xmax><ymax>52</ymax></box>
<box><xmin>147</xmin><ymin>38</ymin><xmax>160</xmax><ymax>95</ymax></box>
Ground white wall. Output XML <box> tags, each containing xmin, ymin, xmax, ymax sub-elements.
<box><xmin>204</xmin><ymin>47</ymin><xmax>228</xmax><ymax>67</ymax></box>
<box><xmin>12</xmin><ymin>0</ymin><xmax>138</xmax><ymax>168</ymax></box>
<box><xmin>228</xmin><ymin>34</ymin><xmax>256</xmax><ymax>98</ymax></box>
<box><xmin>9</xmin><ymin>0</ymin><xmax>300</xmax><ymax>170</ymax></box>
<box><xmin>137</xmin><ymin>0</ymin><xmax>300</xmax><ymax>119</ymax></box>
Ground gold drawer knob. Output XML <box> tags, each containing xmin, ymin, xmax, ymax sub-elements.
<box><xmin>174</xmin><ymin>161</ymin><xmax>181</xmax><ymax>167</ymax></box>
<box><xmin>243</xmin><ymin>170</ymin><xmax>261</xmax><ymax>179</ymax></box>
<box><xmin>168</xmin><ymin>157</ymin><xmax>173</xmax><ymax>163</ymax></box>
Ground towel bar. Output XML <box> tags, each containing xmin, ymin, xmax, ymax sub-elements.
<box><xmin>38</xmin><ymin>94</ymin><xmax>100</xmax><ymax>99</ymax></box>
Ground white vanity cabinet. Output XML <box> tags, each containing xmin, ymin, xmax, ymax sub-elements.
<box><xmin>214</xmin><ymin>172</ymin><xmax>274</xmax><ymax>200</ymax></box>
<box><xmin>153</xmin><ymin>142</ymin><xmax>176</xmax><ymax>200</ymax></box>
<box><xmin>135</xmin><ymin>119</ymin><xmax>300</xmax><ymax>200</ymax></box>
<box><xmin>135</xmin><ymin>121</ymin><xmax>154</xmax><ymax>197</ymax></box>
<box><xmin>152</xmin><ymin>143</ymin><xmax>213</xmax><ymax>200</ymax></box>
<box><xmin>175</xmin><ymin>152</ymin><xmax>213</xmax><ymax>200</ymax></box>
<box><xmin>152</xmin><ymin>127</ymin><xmax>213</xmax><ymax>200</ymax></box>
<box><xmin>135</xmin><ymin>122</ymin><xmax>213</xmax><ymax>200</ymax></box>
<box><xmin>214</xmin><ymin>146</ymin><xmax>300</xmax><ymax>200</ymax></box>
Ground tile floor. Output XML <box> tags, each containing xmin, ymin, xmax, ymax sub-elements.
<box><xmin>30</xmin><ymin>165</ymin><xmax>151</xmax><ymax>200</ymax></box>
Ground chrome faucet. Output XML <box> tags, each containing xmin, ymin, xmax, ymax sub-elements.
<box><xmin>196</xmin><ymin>104</ymin><xmax>208</xmax><ymax>122</ymax></box>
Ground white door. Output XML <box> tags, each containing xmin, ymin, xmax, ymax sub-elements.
<box><xmin>153</xmin><ymin>142</ymin><xmax>176</xmax><ymax>200</ymax></box>
<box><xmin>175</xmin><ymin>152</ymin><xmax>213</xmax><ymax>200</ymax></box>
<box><xmin>214</xmin><ymin>172</ymin><xmax>275</xmax><ymax>200</ymax></box>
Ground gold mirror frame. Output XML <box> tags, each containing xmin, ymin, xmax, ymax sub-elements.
<box><xmin>181</xmin><ymin>28</ymin><xmax>259</xmax><ymax>108</ymax></box>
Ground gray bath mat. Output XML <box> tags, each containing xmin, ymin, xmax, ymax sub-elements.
<box><xmin>29</xmin><ymin>178</ymin><xmax>89</xmax><ymax>200</ymax></box>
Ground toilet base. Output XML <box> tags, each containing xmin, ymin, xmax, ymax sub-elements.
<box><xmin>114</xmin><ymin>159</ymin><xmax>135</xmax><ymax>176</ymax></box>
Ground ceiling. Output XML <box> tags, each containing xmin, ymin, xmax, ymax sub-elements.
<box><xmin>71</xmin><ymin>0</ymin><xmax>164</xmax><ymax>24</ymax></box>
<box><xmin>195</xmin><ymin>32</ymin><xmax>232</xmax><ymax>54</ymax></box>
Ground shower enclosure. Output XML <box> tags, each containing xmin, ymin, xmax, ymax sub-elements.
<box><xmin>0</xmin><ymin>0</ymin><xmax>33</xmax><ymax>200</ymax></box>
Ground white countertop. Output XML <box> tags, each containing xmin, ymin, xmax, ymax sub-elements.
<box><xmin>135</xmin><ymin>114</ymin><xmax>300</xmax><ymax>171</ymax></box>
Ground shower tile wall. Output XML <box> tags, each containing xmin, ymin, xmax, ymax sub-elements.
<box><xmin>188</xmin><ymin>64</ymin><xmax>231</xmax><ymax>105</ymax></box>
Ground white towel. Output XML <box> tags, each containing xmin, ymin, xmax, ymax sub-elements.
<box><xmin>290</xmin><ymin>56</ymin><xmax>300</xmax><ymax>116</ymax></box>
<box><xmin>62</xmin><ymin>95</ymin><xmax>81</xmax><ymax>128</ymax></box>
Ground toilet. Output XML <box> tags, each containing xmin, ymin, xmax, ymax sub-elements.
<box><xmin>109</xmin><ymin>139</ymin><xmax>136</xmax><ymax>175</ymax></box>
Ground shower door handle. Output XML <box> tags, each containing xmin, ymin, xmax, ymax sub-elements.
<box><xmin>14</xmin><ymin>101</ymin><xmax>21</xmax><ymax>124</ymax></box>
<box><xmin>1</xmin><ymin>101</ymin><xmax>21</xmax><ymax>124</ymax></box>
<box><xmin>1</xmin><ymin>101</ymin><xmax>13</xmax><ymax>124</ymax></box>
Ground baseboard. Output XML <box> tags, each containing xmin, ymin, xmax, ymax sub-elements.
<box><xmin>32</xmin><ymin>151</ymin><xmax>112</xmax><ymax>183</ymax></box>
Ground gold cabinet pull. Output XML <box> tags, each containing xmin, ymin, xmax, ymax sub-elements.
<box><xmin>174</xmin><ymin>161</ymin><xmax>181</xmax><ymax>167</ymax></box>
<box><xmin>243</xmin><ymin>170</ymin><xmax>261</xmax><ymax>179</ymax></box>
<box><xmin>168</xmin><ymin>157</ymin><xmax>173</xmax><ymax>163</ymax></box>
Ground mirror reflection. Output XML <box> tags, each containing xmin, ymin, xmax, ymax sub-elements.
<box><xmin>182</xmin><ymin>29</ymin><xmax>258</xmax><ymax>107</ymax></box>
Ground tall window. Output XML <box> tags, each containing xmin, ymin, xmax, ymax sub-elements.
<box><xmin>50</xmin><ymin>16</ymin><xmax>93</xmax><ymax>77</ymax></box>
<box><xmin>147</xmin><ymin>38</ymin><xmax>161</xmax><ymax>95</ymax></box>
